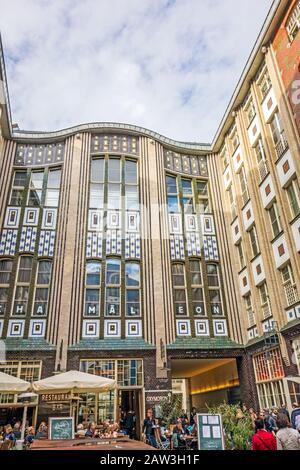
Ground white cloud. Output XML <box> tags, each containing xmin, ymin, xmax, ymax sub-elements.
<box><xmin>0</xmin><ymin>0</ymin><xmax>273</xmax><ymax>141</ymax></box>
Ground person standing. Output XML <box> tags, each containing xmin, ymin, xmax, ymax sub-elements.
<box><xmin>143</xmin><ymin>409</ymin><xmax>157</xmax><ymax>448</ymax></box>
<box><xmin>276</xmin><ymin>414</ymin><xmax>300</xmax><ymax>450</ymax></box>
<box><xmin>252</xmin><ymin>419</ymin><xmax>277</xmax><ymax>451</ymax></box>
<box><xmin>264</xmin><ymin>409</ymin><xmax>276</xmax><ymax>433</ymax></box>
<box><xmin>189</xmin><ymin>407</ymin><xmax>197</xmax><ymax>425</ymax></box>
<box><xmin>291</xmin><ymin>402</ymin><xmax>300</xmax><ymax>432</ymax></box>
<box><xmin>278</xmin><ymin>404</ymin><xmax>290</xmax><ymax>422</ymax></box>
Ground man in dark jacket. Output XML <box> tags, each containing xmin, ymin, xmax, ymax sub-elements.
<box><xmin>143</xmin><ymin>409</ymin><xmax>157</xmax><ymax>448</ymax></box>
<box><xmin>291</xmin><ymin>403</ymin><xmax>300</xmax><ymax>432</ymax></box>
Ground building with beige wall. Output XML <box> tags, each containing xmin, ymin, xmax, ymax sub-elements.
<box><xmin>0</xmin><ymin>0</ymin><xmax>299</xmax><ymax>431</ymax></box>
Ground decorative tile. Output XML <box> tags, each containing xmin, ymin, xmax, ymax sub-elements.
<box><xmin>200</xmin><ymin>215</ymin><xmax>215</xmax><ymax>235</ymax></box>
<box><xmin>24</xmin><ymin>208</ymin><xmax>39</xmax><ymax>226</ymax></box>
<box><xmin>126</xmin><ymin>320</ymin><xmax>142</xmax><ymax>337</ymax></box>
<box><xmin>262</xmin><ymin>88</ymin><xmax>277</xmax><ymax>122</ymax></box>
<box><xmin>176</xmin><ymin>320</ymin><xmax>191</xmax><ymax>337</ymax></box>
<box><xmin>4</xmin><ymin>207</ymin><xmax>21</xmax><ymax>229</ymax></box>
<box><xmin>169</xmin><ymin>214</ymin><xmax>182</xmax><ymax>234</ymax></box>
<box><xmin>286</xmin><ymin>308</ymin><xmax>296</xmax><ymax>322</ymax></box>
<box><xmin>272</xmin><ymin>234</ymin><xmax>290</xmax><ymax>269</ymax></box>
<box><xmin>231</xmin><ymin>219</ymin><xmax>241</xmax><ymax>245</ymax></box>
<box><xmin>259</xmin><ymin>176</ymin><xmax>275</xmax><ymax>209</ymax></box>
<box><xmin>82</xmin><ymin>320</ymin><xmax>100</xmax><ymax>338</ymax></box>
<box><xmin>19</xmin><ymin>227</ymin><xmax>37</xmax><ymax>253</ymax></box>
<box><xmin>276</xmin><ymin>150</ymin><xmax>296</xmax><ymax>188</ymax></box>
<box><xmin>203</xmin><ymin>236</ymin><xmax>219</xmax><ymax>261</ymax></box>
<box><xmin>195</xmin><ymin>320</ymin><xmax>210</xmax><ymax>337</ymax></box>
<box><xmin>239</xmin><ymin>269</ymin><xmax>250</xmax><ymax>296</ymax></box>
<box><xmin>104</xmin><ymin>320</ymin><xmax>121</xmax><ymax>338</ymax></box>
<box><xmin>186</xmin><ymin>232</ymin><xmax>201</xmax><ymax>257</ymax></box>
<box><xmin>213</xmin><ymin>319</ymin><xmax>228</xmax><ymax>337</ymax></box>
<box><xmin>38</xmin><ymin>230</ymin><xmax>56</xmax><ymax>257</ymax></box>
<box><xmin>295</xmin><ymin>304</ymin><xmax>300</xmax><ymax>319</ymax></box>
<box><xmin>86</xmin><ymin>232</ymin><xmax>103</xmax><ymax>258</ymax></box>
<box><xmin>90</xmin><ymin>134</ymin><xmax>139</xmax><ymax>155</ymax></box>
<box><xmin>164</xmin><ymin>149</ymin><xmax>207</xmax><ymax>176</ymax></box>
<box><xmin>242</xmin><ymin>201</ymin><xmax>254</xmax><ymax>231</ymax></box>
<box><xmin>0</xmin><ymin>230</ymin><xmax>18</xmax><ymax>256</ymax></box>
<box><xmin>170</xmin><ymin>235</ymin><xmax>185</xmax><ymax>260</ymax></box>
<box><xmin>185</xmin><ymin>214</ymin><xmax>197</xmax><ymax>232</ymax></box>
<box><xmin>106</xmin><ymin>230</ymin><xmax>122</xmax><ymax>255</ymax></box>
<box><xmin>107</xmin><ymin>211</ymin><xmax>121</xmax><ymax>229</ymax></box>
<box><xmin>126</xmin><ymin>212</ymin><xmax>140</xmax><ymax>233</ymax></box>
<box><xmin>7</xmin><ymin>320</ymin><xmax>25</xmax><ymax>338</ymax></box>
<box><xmin>251</xmin><ymin>255</ymin><xmax>266</xmax><ymax>286</ymax></box>
<box><xmin>42</xmin><ymin>208</ymin><xmax>57</xmax><ymax>229</ymax></box>
<box><xmin>15</xmin><ymin>142</ymin><xmax>65</xmax><ymax>166</ymax></box>
<box><xmin>125</xmin><ymin>233</ymin><xmax>140</xmax><ymax>259</ymax></box>
<box><xmin>29</xmin><ymin>319</ymin><xmax>46</xmax><ymax>337</ymax></box>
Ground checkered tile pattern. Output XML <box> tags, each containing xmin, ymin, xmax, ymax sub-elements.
<box><xmin>19</xmin><ymin>227</ymin><xmax>37</xmax><ymax>253</ymax></box>
<box><xmin>203</xmin><ymin>235</ymin><xmax>219</xmax><ymax>261</ymax></box>
<box><xmin>106</xmin><ymin>229</ymin><xmax>122</xmax><ymax>255</ymax></box>
<box><xmin>125</xmin><ymin>233</ymin><xmax>141</xmax><ymax>259</ymax></box>
<box><xmin>38</xmin><ymin>230</ymin><xmax>56</xmax><ymax>256</ymax></box>
<box><xmin>170</xmin><ymin>234</ymin><xmax>185</xmax><ymax>260</ymax></box>
<box><xmin>186</xmin><ymin>232</ymin><xmax>201</xmax><ymax>257</ymax></box>
<box><xmin>0</xmin><ymin>229</ymin><xmax>18</xmax><ymax>255</ymax></box>
<box><xmin>86</xmin><ymin>232</ymin><xmax>103</xmax><ymax>258</ymax></box>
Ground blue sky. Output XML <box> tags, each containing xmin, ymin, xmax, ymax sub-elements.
<box><xmin>0</xmin><ymin>0</ymin><xmax>273</xmax><ymax>142</ymax></box>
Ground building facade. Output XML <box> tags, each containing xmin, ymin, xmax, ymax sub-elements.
<box><xmin>0</xmin><ymin>0</ymin><xmax>299</xmax><ymax>431</ymax></box>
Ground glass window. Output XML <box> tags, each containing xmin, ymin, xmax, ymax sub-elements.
<box><xmin>10</xmin><ymin>189</ymin><xmax>24</xmax><ymax>206</ymax></box>
<box><xmin>125</xmin><ymin>185</ymin><xmax>139</xmax><ymax>210</ymax></box>
<box><xmin>249</xmin><ymin>226</ymin><xmax>260</xmax><ymax>257</ymax></box>
<box><xmin>182</xmin><ymin>196</ymin><xmax>194</xmax><ymax>214</ymax></box>
<box><xmin>33</xmin><ymin>260</ymin><xmax>52</xmax><ymax>316</ymax></box>
<box><xmin>182</xmin><ymin>179</ymin><xmax>192</xmax><ymax>194</ymax></box>
<box><xmin>286</xmin><ymin>179</ymin><xmax>300</xmax><ymax>218</ymax></box>
<box><xmin>13</xmin><ymin>171</ymin><xmax>27</xmax><ymax>187</ymax></box>
<box><xmin>237</xmin><ymin>243</ymin><xmax>245</xmax><ymax>270</ymax></box>
<box><xmin>36</xmin><ymin>260</ymin><xmax>52</xmax><ymax>285</ymax></box>
<box><xmin>91</xmin><ymin>159</ymin><xmax>105</xmax><ymax>183</ymax></box>
<box><xmin>190</xmin><ymin>260</ymin><xmax>205</xmax><ymax>316</ymax></box>
<box><xmin>108</xmin><ymin>159</ymin><xmax>121</xmax><ymax>182</ymax></box>
<box><xmin>17</xmin><ymin>257</ymin><xmax>33</xmax><ymax>283</ymax></box>
<box><xmin>31</xmin><ymin>171</ymin><xmax>44</xmax><ymax>189</ymax></box>
<box><xmin>172</xmin><ymin>264</ymin><xmax>187</xmax><ymax>316</ymax></box>
<box><xmin>89</xmin><ymin>183</ymin><xmax>104</xmax><ymax>209</ymax></box>
<box><xmin>32</xmin><ymin>288</ymin><xmax>48</xmax><ymax>316</ymax></box>
<box><xmin>86</xmin><ymin>261</ymin><xmax>101</xmax><ymax>286</ymax></box>
<box><xmin>125</xmin><ymin>263</ymin><xmax>140</xmax><ymax>287</ymax></box>
<box><xmin>167</xmin><ymin>195</ymin><xmax>179</xmax><ymax>213</ymax></box>
<box><xmin>84</xmin><ymin>261</ymin><xmax>101</xmax><ymax>317</ymax></box>
<box><xmin>268</xmin><ymin>203</ymin><xmax>282</xmax><ymax>238</ymax></box>
<box><xmin>286</xmin><ymin>1</ymin><xmax>300</xmax><ymax>42</ymax></box>
<box><xmin>125</xmin><ymin>263</ymin><xmax>140</xmax><ymax>317</ymax></box>
<box><xmin>166</xmin><ymin>176</ymin><xmax>177</xmax><ymax>194</ymax></box>
<box><xmin>207</xmin><ymin>264</ymin><xmax>219</xmax><ymax>287</ymax></box>
<box><xmin>47</xmin><ymin>169</ymin><xmax>61</xmax><ymax>188</ymax></box>
<box><xmin>106</xmin><ymin>259</ymin><xmax>121</xmax><ymax>285</ymax></box>
<box><xmin>13</xmin><ymin>286</ymin><xmax>29</xmax><ymax>316</ymax></box>
<box><xmin>0</xmin><ymin>288</ymin><xmax>8</xmax><ymax>316</ymax></box>
<box><xmin>125</xmin><ymin>160</ymin><xmax>137</xmax><ymax>184</ymax></box>
<box><xmin>209</xmin><ymin>290</ymin><xmax>222</xmax><ymax>315</ymax></box>
<box><xmin>0</xmin><ymin>259</ymin><xmax>13</xmax><ymax>284</ymax></box>
<box><xmin>107</xmin><ymin>183</ymin><xmax>121</xmax><ymax>210</ymax></box>
<box><xmin>106</xmin><ymin>287</ymin><xmax>120</xmax><ymax>316</ymax></box>
<box><xmin>106</xmin><ymin>259</ymin><xmax>121</xmax><ymax>316</ymax></box>
<box><xmin>197</xmin><ymin>181</ymin><xmax>208</xmax><ymax>196</ymax></box>
<box><xmin>85</xmin><ymin>289</ymin><xmax>100</xmax><ymax>316</ymax></box>
<box><xmin>45</xmin><ymin>189</ymin><xmax>59</xmax><ymax>207</ymax></box>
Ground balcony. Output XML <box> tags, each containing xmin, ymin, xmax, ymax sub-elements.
<box><xmin>284</xmin><ymin>281</ymin><xmax>299</xmax><ymax>307</ymax></box>
<box><xmin>275</xmin><ymin>131</ymin><xmax>289</xmax><ymax>160</ymax></box>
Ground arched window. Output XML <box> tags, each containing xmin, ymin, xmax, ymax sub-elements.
<box><xmin>84</xmin><ymin>260</ymin><xmax>101</xmax><ymax>317</ymax></box>
<box><xmin>105</xmin><ymin>258</ymin><xmax>121</xmax><ymax>316</ymax></box>
<box><xmin>32</xmin><ymin>259</ymin><xmax>52</xmax><ymax>316</ymax></box>
<box><xmin>12</xmin><ymin>255</ymin><xmax>33</xmax><ymax>316</ymax></box>
<box><xmin>172</xmin><ymin>263</ymin><xmax>188</xmax><ymax>316</ymax></box>
<box><xmin>125</xmin><ymin>263</ymin><xmax>140</xmax><ymax>317</ymax></box>
<box><xmin>0</xmin><ymin>259</ymin><xmax>13</xmax><ymax>315</ymax></box>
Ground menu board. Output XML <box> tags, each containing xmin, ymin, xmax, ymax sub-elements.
<box><xmin>196</xmin><ymin>413</ymin><xmax>225</xmax><ymax>450</ymax></box>
<box><xmin>49</xmin><ymin>416</ymin><xmax>74</xmax><ymax>440</ymax></box>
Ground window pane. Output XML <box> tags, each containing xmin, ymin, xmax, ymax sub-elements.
<box><xmin>125</xmin><ymin>264</ymin><xmax>140</xmax><ymax>286</ymax></box>
<box><xmin>85</xmin><ymin>288</ymin><xmax>99</xmax><ymax>316</ymax></box>
<box><xmin>166</xmin><ymin>176</ymin><xmax>177</xmax><ymax>194</ymax></box>
<box><xmin>106</xmin><ymin>259</ymin><xmax>121</xmax><ymax>285</ymax></box>
<box><xmin>34</xmin><ymin>287</ymin><xmax>48</xmax><ymax>301</ymax></box>
<box><xmin>37</xmin><ymin>260</ymin><xmax>52</xmax><ymax>284</ymax></box>
<box><xmin>182</xmin><ymin>196</ymin><xmax>194</xmax><ymax>214</ymax></box>
<box><xmin>167</xmin><ymin>196</ymin><xmax>179</xmax><ymax>213</ymax></box>
<box><xmin>13</xmin><ymin>171</ymin><xmax>27</xmax><ymax>187</ymax></box>
<box><xmin>106</xmin><ymin>287</ymin><xmax>120</xmax><ymax>315</ymax></box>
<box><xmin>107</xmin><ymin>183</ymin><xmax>121</xmax><ymax>209</ymax></box>
<box><xmin>89</xmin><ymin>183</ymin><xmax>104</xmax><ymax>209</ymax></box>
<box><xmin>45</xmin><ymin>189</ymin><xmax>59</xmax><ymax>207</ymax></box>
<box><xmin>182</xmin><ymin>179</ymin><xmax>192</xmax><ymax>194</ymax></box>
<box><xmin>0</xmin><ymin>287</ymin><xmax>8</xmax><ymax>315</ymax></box>
<box><xmin>91</xmin><ymin>159</ymin><xmax>104</xmax><ymax>183</ymax></box>
<box><xmin>31</xmin><ymin>172</ymin><xmax>44</xmax><ymax>189</ymax></box>
<box><xmin>86</xmin><ymin>261</ymin><xmax>101</xmax><ymax>285</ymax></box>
<box><xmin>10</xmin><ymin>189</ymin><xmax>23</xmax><ymax>206</ymax></box>
<box><xmin>28</xmin><ymin>189</ymin><xmax>42</xmax><ymax>206</ymax></box>
<box><xmin>0</xmin><ymin>260</ymin><xmax>13</xmax><ymax>284</ymax></box>
<box><xmin>126</xmin><ymin>290</ymin><xmax>139</xmax><ymax>303</ymax></box>
<box><xmin>125</xmin><ymin>160</ymin><xmax>137</xmax><ymax>184</ymax></box>
<box><xmin>108</xmin><ymin>159</ymin><xmax>120</xmax><ymax>182</ymax></box>
<box><xmin>126</xmin><ymin>185</ymin><xmax>139</xmax><ymax>210</ymax></box>
<box><xmin>197</xmin><ymin>181</ymin><xmax>208</xmax><ymax>196</ymax></box>
<box><xmin>48</xmin><ymin>169</ymin><xmax>61</xmax><ymax>188</ymax></box>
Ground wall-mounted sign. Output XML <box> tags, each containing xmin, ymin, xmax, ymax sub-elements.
<box><xmin>40</xmin><ymin>393</ymin><xmax>71</xmax><ymax>403</ymax></box>
<box><xmin>196</xmin><ymin>413</ymin><xmax>225</xmax><ymax>451</ymax></box>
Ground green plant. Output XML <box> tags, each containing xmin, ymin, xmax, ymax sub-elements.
<box><xmin>160</xmin><ymin>394</ymin><xmax>183</xmax><ymax>425</ymax></box>
<box><xmin>207</xmin><ymin>403</ymin><xmax>253</xmax><ymax>450</ymax></box>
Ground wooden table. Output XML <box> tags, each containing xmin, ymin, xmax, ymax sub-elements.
<box><xmin>30</xmin><ymin>438</ymin><xmax>153</xmax><ymax>451</ymax></box>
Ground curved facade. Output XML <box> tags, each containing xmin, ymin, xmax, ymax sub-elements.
<box><xmin>0</xmin><ymin>0</ymin><xmax>300</xmax><ymax>430</ymax></box>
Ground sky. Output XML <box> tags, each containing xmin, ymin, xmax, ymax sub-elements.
<box><xmin>0</xmin><ymin>0</ymin><xmax>274</xmax><ymax>142</ymax></box>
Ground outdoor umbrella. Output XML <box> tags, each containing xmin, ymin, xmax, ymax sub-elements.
<box><xmin>32</xmin><ymin>370</ymin><xmax>116</xmax><ymax>393</ymax></box>
<box><xmin>0</xmin><ymin>371</ymin><xmax>30</xmax><ymax>393</ymax></box>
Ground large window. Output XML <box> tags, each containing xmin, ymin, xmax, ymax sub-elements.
<box><xmin>281</xmin><ymin>264</ymin><xmax>298</xmax><ymax>307</ymax></box>
<box><xmin>236</xmin><ymin>243</ymin><xmax>245</xmax><ymax>270</ymax></box>
<box><xmin>0</xmin><ymin>259</ymin><xmax>13</xmax><ymax>316</ymax></box>
<box><xmin>166</xmin><ymin>175</ymin><xmax>179</xmax><ymax>213</ymax></box>
<box><xmin>12</xmin><ymin>256</ymin><xmax>33</xmax><ymax>316</ymax></box>
<box><xmin>190</xmin><ymin>260</ymin><xmax>205</xmax><ymax>316</ymax></box>
<box><xmin>270</xmin><ymin>112</ymin><xmax>288</xmax><ymax>160</ymax></box>
<box><xmin>253</xmin><ymin>348</ymin><xmax>285</xmax><ymax>409</ymax></box>
<box><xmin>10</xmin><ymin>171</ymin><xmax>27</xmax><ymax>206</ymax></box>
<box><xmin>254</xmin><ymin>138</ymin><xmax>268</xmax><ymax>181</ymax></box>
<box><xmin>197</xmin><ymin>180</ymin><xmax>210</xmax><ymax>213</ymax></box>
<box><xmin>286</xmin><ymin>1</ymin><xmax>300</xmax><ymax>42</ymax></box>
<box><xmin>249</xmin><ymin>226</ymin><xmax>260</xmax><ymax>258</ymax></box>
<box><xmin>245</xmin><ymin>294</ymin><xmax>255</xmax><ymax>328</ymax></box>
<box><xmin>181</xmin><ymin>179</ymin><xmax>194</xmax><ymax>214</ymax></box>
<box><xmin>172</xmin><ymin>264</ymin><xmax>188</xmax><ymax>316</ymax></box>
<box><xmin>125</xmin><ymin>263</ymin><xmax>140</xmax><ymax>317</ymax></box>
<box><xmin>286</xmin><ymin>179</ymin><xmax>300</xmax><ymax>219</ymax></box>
<box><xmin>207</xmin><ymin>264</ymin><xmax>223</xmax><ymax>316</ymax></box>
<box><xmin>257</xmin><ymin>65</ymin><xmax>272</xmax><ymax>99</ymax></box>
<box><xmin>28</xmin><ymin>171</ymin><xmax>44</xmax><ymax>206</ymax></box>
<box><xmin>45</xmin><ymin>168</ymin><xmax>61</xmax><ymax>207</ymax></box>
<box><xmin>89</xmin><ymin>158</ymin><xmax>105</xmax><ymax>209</ymax></box>
<box><xmin>105</xmin><ymin>258</ymin><xmax>121</xmax><ymax>316</ymax></box>
<box><xmin>80</xmin><ymin>358</ymin><xmax>143</xmax><ymax>387</ymax></box>
<box><xmin>259</xmin><ymin>282</ymin><xmax>272</xmax><ymax>319</ymax></box>
<box><xmin>84</xmin><ymin>260</ymin><xmax>101</xmax><ymax>317</ymax></box>
<box><xmin>268</xmin><ymin>202</ymin><xmax>282</xmax><ymax>238</ymax></box>
<box><xmin>239</xmin><ymin>166</ymin><xmax>249</xmax><ymax>205</ymax></box>
<box><xmin>125</xmin><ymin>160</ymin><xmax>139</xmax><ymax>210</ymax></box>
<box><xmin>32</xmin><ymin>260</ymin><xmax>52</xmax><ymax>316</ymax></box>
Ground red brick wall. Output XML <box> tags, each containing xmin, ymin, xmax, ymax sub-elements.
<box><xmin>272</xmin><ymin>0</ymin><xmax>300</xmax><ymax>134</ymax></box>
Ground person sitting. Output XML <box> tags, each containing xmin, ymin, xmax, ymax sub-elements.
<box><xmin>35</xmin><ymin>422</ymin><xmax>48</xmax><ymax>439</ymax></box>
<box><xmin>172</xmin><ymin>421</ymin><xmax>186</xmax><ymax>449</ymax></box>
<box><xmin>85</xmin><ymin>421</ymin><xmax>98</xmax><ymax>438</ymax></box>
<box><xmin>24</xmin><ymin>427</ymin><xmax>35</xmax><ymax>447</ymax></box>
<box><xmin>252</xmin><ymin>419</ymin><xmax>277</xmax><ymax>451</ymax></box>
<box><xmin>76</xmin><ymin>423</ymin><xmax>86</xmax><ymax>438</ymax></box>
<box><xmin>4</xmin><ymin>425</ymin><xmax>16</xmax><ymax>443</ymax></box>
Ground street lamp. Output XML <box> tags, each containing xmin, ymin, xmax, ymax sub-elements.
<box><xmin>18</xmin><ymin>392</ymin><xmax>39</xmax><ymax>441</ymax></box>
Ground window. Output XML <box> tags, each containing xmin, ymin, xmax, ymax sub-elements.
<box><xmin>166</xmin><ymin>175</ymin><xmax>179</xmax><ymax>213</ymax></box>
<box><xmin>259</xmin><ymin>282</ymin><xmax>272</xmax><ymax>319</ymax></box>
<box><xmin>245</xmin><ymin>295</ymin><xmax>255</xmax><ymax>328</ymax></box>
<box><xmin>108</xmin><ymin>158</ymin><xmax>121</xmax><ymax>182</ymax></box>
<box><xmin>237</xmin><ymin>243</ymin><xmax>245</xmax><ymax>270</ymax></box>
<box><xmin>0</xmin><ymin>259</ymin><xmax>13</xmax><ymax>316</ymax></box>
<box><xmin>125</xmin><ymin>160</ymin><xmax>139</xmax><ymax>210</ymax></box>
<box><xmin>45</xmin><ymin>169</ymin><xmax>61</xmax><ymax>207</ymax></box>
<box><xmin>286</xmin><ymin>1</ymin><xmax>300</xmax><ymax>42</ymax></box>
<box><xmin>268</xmin><ymin>203</ymin><xmax>282</xmax><ymax>238</ymax></box>
<box><xmin>281</xmin><ymin>264</ymin><xmax>298</xmax><ymax>307</ymax></box>
<box><xmin>244</xmin><ymin>94</ymin><xmax>256</xmax><ymax>125</ymax></box>
<box><xmin>89</xmin><ymin>159</ymin><xmax>105</xmax><ymax>209</ymax></box>
<box><xmin>84</xmin><ymin>261</ymin><xmax>101</xmax><ymax>317</ymax></box>
<box><xmin>125</xmin><ymin>263</ymin><xmax>140</xmax><ymax>316</ymax></box>
<box><xmin>286</xmin><ymin>179</ymin><xmax>300</xmax><ymax>218</ymax></box>
<box><xmin>10</xmin><ymin>171</ymin><xmax>27</xmax><ymax>206</ymax></box>
<box><xmin>108</xmin><ymin>183</ymin><xmax>121</xmax><ymax>210</ymax></box>
<box><xmin>270</xmin><ymin>112</ymin><xmax>288</xmax><ymax>160</ymax></box>
<box><xmin>197</xmin><ymin>180</ymin><xmax>210</xmax><ymax>213</ymax></box>
<box><xmin>28</xmin><ymin>171</ymin><xmax>44</xmax><ymax>206</ymax></box>
<box><xmin>33</xmin><ymin>260</ymin><xmax>52</xmax><ymax>316</ymax></box>
<box><xmin>181</xmin><ymin>179</ymin><xmax>194</xmax><ymax>214</ymax></box>
<box><xmin>229</xmin><ymin>127</ymin><xmax>239</xmax><ymax>152</ymax></box>
<box><xmin>190</xmin><ymin>260</ymin><xmax>205</xmax><ymax>316</ymax></box>
<box><xmin>253</xmin><ymin>348</ymin><xmax>285</xmax><ymax>409</ymax></box>
<box><xmin>207</xmin><ymin>264</ymin><xmax>223</xmax><ymax>315</ymax></box>
<box><xmin>228</xmin><ymin>185</ymin><xmax>237</xmax><ymax>220</ymax></box>
<box><xmin>257</xmin><ymin>65</ymin><xmax>272</xmax><ymax>99</ymax></box>
<box><xmin>105</xmin><ymin>259</ymin><xmax>121</xmax><ymax>316</ymax></box>
<box><xmin>220</xmin><ymin>146</ymin><xmax>229</xmax><ymax>171</ymax></box>
<box><xmin>239</xmin><ymin>166</ymin><xmax>249</xmax><ymax>205</ymax></box>
<box><xmin>12</xmin><ymin>256</ymin><xmax>33</xmax><ymax>316</ymax></box>
<box><xmin>254</xmin><ymin>138</ymin><xmax>268</xmax><ymax>181</ymax></box>
<box><xmin>249</xmin><ymin>226</ymin><xmax>260</xmax><ymax>257</ymax></box>
<box><xmin>91</xmin><ymin>159</ymin><xmax>105</xmax><ymax>183</ymax></box>
<box><xmin>172</xmin><ymin>264</ymin><xmax>187</xmax><ymax>316</ymax></box>
<box><xmin>125</xmin><ymin>160</ymin><xmax>137</xmax><ymax>184</ymax></box>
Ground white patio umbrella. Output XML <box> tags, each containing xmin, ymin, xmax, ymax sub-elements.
<box><xmin>32</xmin><ymin>370</ymin><xmax>116</xmax><ymax>393</ymax></box>
<box><xmin>0</xmin><ymin>371</ymin><xmax>30</xmax><ymax>393</ymax></box>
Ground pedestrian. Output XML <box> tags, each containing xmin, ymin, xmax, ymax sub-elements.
<box><xmin>276</xmin><ymin>413</ymin><xmax>300</xmax><ymax>450</ymax></box>
<box><xmin>189</xmin><ymin>407</ymin><xmax>197</xmax><ymax>425</ymax></box>
<box><xmin>264</xmin><ymin>408</ymin><xmax>276</xmax><ymax>433</ymax></box>
<box><xmin>252</xmin><ymin>419</ymin><xmax>277</xmax><ymax>451</ymax></box>
<box><xmin>143</xmin><ymin>409</ymin><xmax>157</xmax><ymax>448</ymax></box>
<box><xmin>291</xmin><ymin>402</ymin><xmax>300</xmax><ymax>432</ymax></box>
<box><xmin>278</xmin><ymin>403</ymin><xmax>290</xmax><ymax>421</ymax></box>
<box><xmin>124</xmin><ymin>411</ymin><xmax>135</xmax><ymax>439</ymax></box>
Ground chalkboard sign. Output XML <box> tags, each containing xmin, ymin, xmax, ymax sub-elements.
<box><xmin>196</xmin><ymin>413</ymin><xmax>225</xmax><ymax>450</ymax></box>
<box><xmin>49</xmin><ymin>417</ymin><xmax>74</xmax><ymax>440</ymax></box>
